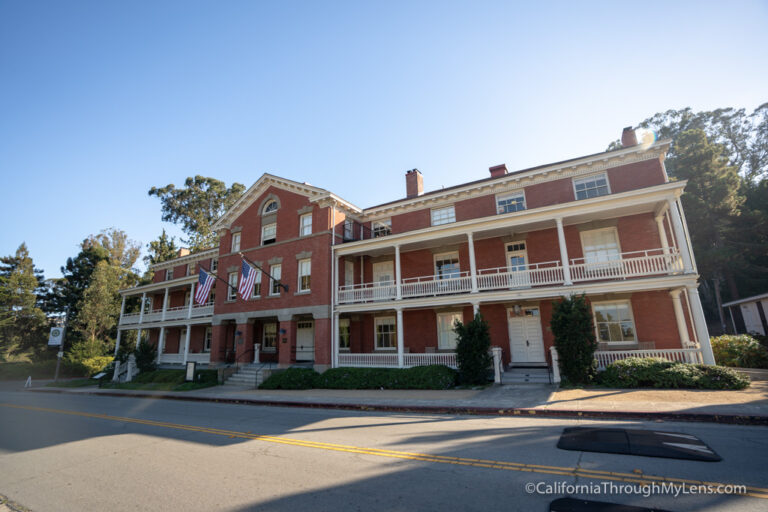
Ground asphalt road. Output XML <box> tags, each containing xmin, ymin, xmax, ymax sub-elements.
<box><xmin>0</xmin><ymin>390</ymin><xmax>766</xmax><ymax>512</ymax></box>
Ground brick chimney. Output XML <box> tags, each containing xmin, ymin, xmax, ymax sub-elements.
<box><xmin>489</xmin><ymin>164</ymin><xmax>508</xmax><ymax>178</ymax></box>
<box><xmin>621</xmin><ymin>126</ymin><xmax>638</xmax><ymax>147</ymax></box>
<box><xmin>177</xmin><ymin>248</ymin><xmax>190</xmax><ymax>258</ymax></box>
<box><xmin>405</xmin><ymin>169</ymin><xmax>423</xmax><ymax>198</ymax></box>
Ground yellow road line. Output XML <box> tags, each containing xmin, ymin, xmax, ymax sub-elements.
<box><xmin>2</xmin><ymin>402</ymin><xmax>766</xmax><ymax>499</ymax></box>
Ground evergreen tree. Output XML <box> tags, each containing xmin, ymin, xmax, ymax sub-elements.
<box><xmin>144</xmin><ymin>229</ymin><xmax>180</xmax><ymax>266</ymax></box>
<box><xmin>551</xmin><ymin>295</ymin><xmax>597</xmax><ymax>385</ymax></box>
<box><xmin>76</xmin><ymin>260</ymin><xmax>121</xmax><ymax>344</ymax></box>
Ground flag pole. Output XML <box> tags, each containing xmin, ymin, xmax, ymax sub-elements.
<box><xmin>198</xmin><ymin>265</ymin><xmax>237</xmax><ymax>294</ymax></box>
<box><xmin>238</xmin><ymin>252</ymin><xmax>289</xmax><ymax>292</ymax></box>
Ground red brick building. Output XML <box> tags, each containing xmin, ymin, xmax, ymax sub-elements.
<box><xmin>116</xmin><ymin>128</ymin><xmax>715</xmax><ymax>380</ymax></box>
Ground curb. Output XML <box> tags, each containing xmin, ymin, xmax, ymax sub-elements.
<box><xmin>25</xmin><ymin>388</ymin><xmax>768</xmax><ymax>426</ymax></box>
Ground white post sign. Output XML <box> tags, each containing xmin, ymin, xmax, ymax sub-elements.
<box><xmin>48</xmin><ymin>327</ymin><xmax>64</xmax><ymax>346</ymax></box>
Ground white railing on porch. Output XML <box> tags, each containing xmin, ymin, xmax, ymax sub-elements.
<box><xmin>594</xmin><ymin>348</ymin><xmax>703</xmax><ymax>370</ymax></box>
<box><xmin>337</xmin><ymin>248</ymin><xmax>682</xmax><ymax>305</ymax></box>
<box><xmin>158</xmin><ymin>353</ymin><xmax>211</xmax><ymax>364</ymax></box>
<box><xmin>119</xmin><ymin>303</ymin><xmax>214</xmax><ymax>325</ymax></box>
<box><xmin>338</xmin><ymin>352</ymin><xmax>458</xmax><ymax>368</ymax></box>
<box><xmin>120</xmin><ymin>313</ymin><xmax>141</xmax><ymax>325</ymax></box>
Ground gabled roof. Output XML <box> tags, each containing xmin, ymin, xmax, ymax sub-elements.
<box><xmin>213</xmin><ymin>173</ymin><xmax>332</xmax><ymax>230</ymax></box>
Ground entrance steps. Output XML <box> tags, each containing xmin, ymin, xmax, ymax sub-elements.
<box><xmin>223</xmin><ymin>364</ymin><xmax>275</xmax><ymax>389</ymax></box>
<box><xmin>502</xmin><ymin>365</ymin><xmax>551</xmax><ymax>384</ymax></box>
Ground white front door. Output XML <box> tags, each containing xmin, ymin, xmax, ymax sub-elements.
<box><xmin>507</xmin><ymin>307</ymin><xmax>545</xmax><ymax>363</ymax></box>
<box><xmin>372</xmin><ymin>261</ymin><xmax>395</xmax><ymax>300</ymax></box>
<box><xmin>296</xmin><ymin>320</ymin><xmax>315</xmax><ymax>361</ymax></box>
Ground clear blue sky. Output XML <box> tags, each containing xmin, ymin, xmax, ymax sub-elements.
<box><xmin>1</xmin><ymin>0</ymin><xmax>766</xmax><ymax>278</ymax></box>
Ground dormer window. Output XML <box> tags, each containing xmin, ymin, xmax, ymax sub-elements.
<box><xmin>263</xmin><ymin>200</ymin><xmax>278</xmax><ymax>215</ymax></box>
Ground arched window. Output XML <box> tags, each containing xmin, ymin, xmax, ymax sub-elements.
<box><xmin>263</xmin><ymin>200</ymin><xmax>278</xmax><ymax>215</ymax></box>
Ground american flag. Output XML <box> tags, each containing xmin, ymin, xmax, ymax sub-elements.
<box><xmin>195</xmin><ymin>269</ymin><xmax>215</xmax><ymax>305</ymax></box>
<box><xmin>238</xmin><ymin>259</ymin><xmax>257</xmax><ymax>300</ymax></box>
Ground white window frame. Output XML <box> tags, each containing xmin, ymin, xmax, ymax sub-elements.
<box><xmin>186</xmin><ymin>263</ymin><xmax>192</xmax><ymax>276</ymax></box>
<box><xmin>431</xmin><ymin>205</ymin><xmax>456</xmax><ymax>226</ymax></box>
<box><xmin>434</xmin><ymin>251</ymin><xmax>461</xmax><ymax>280</ymax></box>
<box><xmin>298</xmin><ymin>258</ymin><xmax>311</xmax><ymax>292</ymax></box>
<box><xmin>339</xmin><ymin>318</ymin><xmax>351</xmax><ymax>351</ymax></box>
<box><xmin>436</xmin><ymin>312</ymin><xmax>462</xmax><ymax>350</ymax></box>
<box><xmin>231</xmin><ymin>232</ymin><xmax>241</xmax><ymax>252</ymax></box>
<box><xmin>580</xmin><ymin>227</ymin><xmax>622</xmax><ymax>265</ymax></box>
<box><xmin>166</xmin><ymin>268</ymin><xmax>174</xmax><ymax>281</ymax></box>
<box><xmin>374</xmin><ymin>316</ymin><xmax>397</xmax><ymax>351</ymax></box>
<box><xmin>496</xmin><ymin>192</ymin><xmax>526</xmax><ymax>214</ymax></box>
<box><xmin>344</xmin><ymin>219</ymin><xmax>355</xmax><ymax>240</ymax></box>
<box><xmin>210</xmin><ymin>258</ymin><xmax>218</xmax><ymax>272</ymax></box>
<box><xmin>269</xmin><ymin>264</ymin><xmax>282</xmax><ymax>296</ymax></box>
<box><xmin>227</xmin><ymin>272</ymin><xmax>238</xmax><ymax>301</ymax></box>
<box><xmin>262</xmin><ymin>323</ymin><xmax>277</xmax><ymax>352</ymax></box>
<box><xmin>262</xmin><ymin>223</ymin><xmax>277</xmax><ymax>245</ymax></box>
<box><xmin>251</xmin><ymin>276</ymin><xmax>261</xmax><ymax>299</ymax></box>
<box><xmin>183</xmin><ymin>291</ymin><xmax>190</xmax><ymax>307</ymax></box>
<box><xmin>344</xmin><ymin>260</ymin><xmax>355</xmax><ymax>287</ymax></box>
<box><xmin>591</xmin><ymin>300</ymin><xmax>638</xmax><ymax>345</ymax></box>
<box><xmin>372</xmin><ymin>219</ymin><xmax>392</xmax><ymax>238</ymax></box>
<box><xmin>573</xmin><ymin>173</ymin><xmax>611</xmax><ymax>201</ymax></box>
<box><xmin>262</xmin><ymin>200</ymin><xmax>278</xmax><ymax>215</ymax></box>
<box><xmin>178</xmin><ymin>328</ymin><xmax>187</xmax><ymax>353</ymax></box>
<box><xmin>203</xmin><ymin>327</ymin><xmax>212</xmax><ymax>353</ymax></box>
<box><xmin>299</xmin><ymin>213</ymin><xmax>312</xmax><ymax>237</ymax></box>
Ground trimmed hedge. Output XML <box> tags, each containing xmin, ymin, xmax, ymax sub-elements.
<box><xmin>259</xmin><ymin>365</ymin><xmax>458</xmax><ymax>390</ymax></box>
<box><xmin>598</xmin><ymin>357</ymin><xmax>749</xmax><ymax>390</ymax></box>
<box><xmin>711</xmin><ymin>335</ymin><xmax>768</xmax><ymax>369</ymax></box>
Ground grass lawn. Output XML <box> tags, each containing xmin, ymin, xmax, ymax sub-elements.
<box><xmin>46</xmin><ymin>378</ymin><xmax>99</xmax><ymax>388</ymax></box>
<box><xmin>99</xmin><ymin>369</ymin><xmax>219</xmax><ymax>392</ymax></box>
<box><xmin>0</xmin><ymin>361</ymin><xmax>85</xmax><ymax>381</ymax></box>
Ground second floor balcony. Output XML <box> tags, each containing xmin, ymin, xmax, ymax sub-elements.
<box><xmin>119</xmin><ymin>303</ymin><xmax>214</xmax><ymax>326</ymax></box>
<box><xmin>337</xmin><ymin>247</ymin><xmax>684</xmax><ymax>305</ymax></box>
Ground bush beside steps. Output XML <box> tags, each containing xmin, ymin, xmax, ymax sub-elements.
<box><xmin>259</xmin><ymin>365</ymin><xmax>458</xmax><ymax>390</ymax></box>
<box><xmin>597</xmin><ymin>357</ymin><xmax>750</xmax><ymax>390</ymax></box>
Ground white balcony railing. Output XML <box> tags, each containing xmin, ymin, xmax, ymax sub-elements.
<box><xmin>119</xmin><ymin>303</ymin><xmax>214</xmax><ymax>325</ymax></box>
<box><xmin>337</xmin><ymin>248</ymin><xmax>683</xmax><ymax>305</ymax></box>
<box><xmin>594</xmin><ymin>348</ymin><xmax>703</xmax><ymax>370</ymax></box>
<box><xmin>158</xmin><ymin>352</ymin><xmax>211</xmax><ymax>364</ymax></box>
<box><xmin>338</xmin><ymin>352</ymin><xmax>457</xmax><ymax>368</ymax></box>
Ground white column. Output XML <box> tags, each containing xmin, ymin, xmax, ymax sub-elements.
<box><xmin>119</xmin><ymin>296</ymin><xmax>126</xmax><ymax>320</ymax></box>
<box><xmin>161</xmin><ymin>287</ymin><xmax>169</xmax><ymax>321</ymax></box>
<box><xmin>138</xmin><ymin>292</ymin><xmax>146</xmax><ymax>324</ymax></box>
<box><xmin>467</xmin><ymin>232</ymin><xmax>478</xmax><ymax>293</ymax></box>
<box><xmin>655</xmin><ymin>214</ymin><xmax>670</xmax><ymax>254</ymax></box>
<box><xmin>182</xmin><ymin>324</ymin><xmax>192</xmax><ymax>364</ymax></box>
<box><xmin>333</xmin><ymin>254</ymin><xmax>340</xmax><ymax>305</ymax></box>
<box><xmin>156</xmin><ymin>327</ymin><xmax>166</xmax><ymax>363</ymax></box>
<box><xmin>332</xmin><ymin>312</ymin><xmax>340</xmax><ymax>368</ymax></box>
<box><xmin>668</xmin><ymin>198</ymin><xmax>693</xmax><ymax>273</ymax></box>
<box><xmin>686</xmin><ymin>285</ymin><xmax>716</xmax><ymax>365</ymax></box>
<box><xmin>395</xmin><ymin>245</ymin><xmax>402</xmax><ymax>300</ymax></box>
<box><xmin>187</xmin><ymin>282</ymin><xmax>195</xmax><ymax>319</ymax></box>
<box><xmin>360</xmin><ymin>255</ymin><xmax>364</xmax><ymax>284</ymax></box>
<box><xmin>555</xmin><ymin>218</ymin><xmax>572</xmax><ymax>285</ymax></box>
<box><xmin>669</xmin><ymin>289</ymin><xmax>691</xmax><ymax>347</ymax></box>
<box><xmin>472</xmin><ymin>301</ymin><xmax>480</xmax><ymax>317</ymax></box>
<box><xmin>114</xmin><ymin>329</ymin><xmax>122</xmax><ymax>355</ymax></box>
<box><xmin>136</xmin><ymin>329</ymin><xmax>142</xmax><ymax>348</ymax></box>
<box><xmin>550</xmin><ymin>347</ymin><xmax>561</xmax><ymax>384</ymax></box>
<box><xmin>396</xmin><ymin>308</ymin><xmax>404</xmax><ymax>368</ymax></box>
<box><xmin>676</xmin><ymin>198</ymin><xmax>697</xmax><ymax>273</ymax></box>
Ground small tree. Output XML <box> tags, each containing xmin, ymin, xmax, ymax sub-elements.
<box><xmin>454</xmin><ymin>313</ymin><xmax>492</xmax><ymax>385</ymax></box>
<box><xmin>134</xmin><ymin>339</ymin><xmax>158</xmax><ymax>373</ymax></box>
<box><xmin>551</xmin><ymin>294</ymin><xmax>597</xmax><ymax>385</ymax></box>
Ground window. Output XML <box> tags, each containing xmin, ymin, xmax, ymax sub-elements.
<box><xmin>211</xmin><ymin>258</ymin><xmax>218</xmax><ymax>272</ymax></box>
<box><xmin>231</xmin><ymin>232</ymin><xmax>241</xmax><ymax>252</ymax></box>
<box><xmin>184</xmin><ymin>291</ymin><xmax>190</xmax><ymax>307</ymax></box>
<box><xmin>270</xmin><ymin>264</ymin><xmax>282</xmax><ymax>295</ymax></box>
<box><xmin>375</xmin><ymin>317</ymin><xmax>396</xmax><ymax>350</ymax></box>
<box><xmin>209</xmin><ymin>287</ymin><xmax>216</xmax><ymax>304</ymax></box>
<box><xmin>166</xmin><ymin>268</ymin><xmax>174</xmax><ymax>281</ymax></box>
<box><xmin>435</xmin><ymin>252</ymin><xmax>461</xmax><ymax>279</ymax></box>
<box><xmin>344</xmin><ymin>260</ymin><xmax>355</xmax><ymax>287</ymax></box>
<box><xmin>344</xmin><ymin>219</ymin><xmax>355</xmax><ymax>240</ymax></box>
<box><xmin>593</xmin><ymin>301</ymin><xmax>637</xmax><ymax>344</ymax></box>
<box><xmin>372</xmin><ymin>219</ymin><xmax>391</xmax><ymax>238</ymax></box>
<box><xmin>431</xmin><ymin>206</ymin><xmax>456</xmax><ymax>226</ymax></box>
<box><xmin>300</xmin><ymin>214</ymin><xmax>312</xmax><ymax>236</ymax></box>
<box><xmin>339</xmin><ymin>318</ymin><xmax>350</xmax><ymax>350</ymax></box>
<box><xmin>497</xmin><ymin>193</ymin><xmax>526</xmax><ymax>214</ymax></box>
<box><xmin>437</xmin><ymin>312</ymin><xmax>462</xmax><ymax>350</ymax></box>
<box><xmin>581</xmin><ymin>228</ymin><xmax>621</xmax><ymax>264</ymax></box>
<box><xmin>203</xmin><ymin>327</ymin><xmax>212</xmax><ymax>352</ymax></box>
<box><xmin>262</xmin><ymin>323</ymin><xmax>277</xmax><ymax>352</ymax></box>
<box><xmin>298</xmin><ymin>259</ymin><xmax>311</xmax><ymax>292</ymax></box>
<box><xmin>263</xmin><ymin>200</ymin><xmax>278</xmax><ymax>215</ymax></box>
<box><xmin>227</xmin><ymin>272</ymin><xmax>238</xmax><ymax>301</ymax></box>
<box><xmin>186</xmin><ymin>263</ymin><xmax>192</xmax><ymax>276</ymax></box>
<box><xmin>262</xmin><ymin>223</ymin><xmax>276</xmax><ymax>245</ymax></box>
<box><xmin>251</xmin><ymin>276</ymin><xmax>261</xmax><ymax>298</ymax></box>
<box><xmin>574</xmin><ymin>173</ymin><xmax>610</xmax><ymax>200</ymax></box>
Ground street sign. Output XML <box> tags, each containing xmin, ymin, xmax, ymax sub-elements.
<box><xmin>48</xmin><ymin>327</ymin><xmax>64</xmax><ymax>346</ymax></box>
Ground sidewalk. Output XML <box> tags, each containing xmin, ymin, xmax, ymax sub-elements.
<box><xmin>15</xmin><ymin>379</ymin><xmax>768</xmax><ymax>425</ymax></box>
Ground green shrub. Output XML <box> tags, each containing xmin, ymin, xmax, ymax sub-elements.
<box><xmin>454</xmin><ymin>314</ymin><xmax>492</xmax><ymax>385</ymax></box>
<box><xmin>134</xmin><ymin>339</ymin><xmax>158</xmax><ymax>373</ymax></box>
<box><xmin>711</xmin><ymin>335</ymin><xmax>768</xmax><ymax>369</ymax></box>
<box><xmin>598</xmin><ymin>357</ymin><xmax>749</xmax><ymax>390</ymax></box>
<box><xmin>77</xmin><ymin>356</ymin><xmax>114</xmax><ymax>377</ymax></box>
<box><xmin>551</xmin><ymin>294</ymin><xmax>597</xmax><ymax>385</ymax></box>
<box><xmin>316</xmin><ymin>365</ymin><xmax>457</xmax><ymax>390</ymax></box>
<box><xmin>259</xmin><ymin>368</ymin><xmax>320</xmax><ymax>389</ymax></box>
